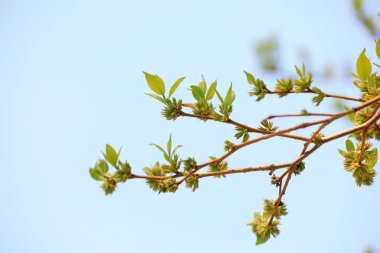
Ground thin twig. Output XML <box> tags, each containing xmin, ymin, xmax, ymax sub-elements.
<box><xmin>180</xmin><ymin>112</ymin><xmax>309</xmax><ymax>142</ymax></box>
<box><xmin>265</xmin><ymin>112</ymin><xmax>334</xmax><ymax>120</ymax></box>
<box><xmin>268</xmin><ymin>90</ymin><xmax>365</xmax><ymax>102</ymax></box>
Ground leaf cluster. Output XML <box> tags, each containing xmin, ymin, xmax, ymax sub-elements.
<box><xmin>185</xmin><ymin>175</ymin><xmax>199</xmax><ymax>192</ymax></box>
<box><xmin>150</xmin><ymin>135</ymin><xmax>182</xmax><ymax>174</ymax></box>
<box><xmin>258</xmin><ymin>120</ymin><xmax>278</xmax><ymax>133</ymax></box>
<box><xmin>338</xmin><ymin>139</ymin><xmax>378</xmax><ymax>186</ymax></box>
<box><xmin>89</xmin><ymin>144</ymin><xmax>131</xmax><ymax>195</ymax></box>
<box><xmin>294</xmin><ymin>64</ymin><xmax>313</xmax><ymax>92</ymax></box>
<box><xmin>245</xmin><ymin>71</ymin><xmax>268</xmax><ymax>101</ymax></box>
<box><xmin>247</xmin><ymin>200</ymin><xmax>287</xmax><ymax>245</ymax></box>
<box><xmin>235</xmin><ymin>126</ymin><xmax>250</xmax><ymax>142</ymax></box>
<box><xmin>144</xmin><ymin>72</ymin><xmax>185</xmax><ymax>120</ymax></box>
<box><xmin>274</xmin><ymin>78</ymin><xmax>293</xmax><ymax>97</ymax></box>
<box><xmin>208</xmin><ymin>156</ymin><xmax>228</xmax><ymax>178</ymax></box>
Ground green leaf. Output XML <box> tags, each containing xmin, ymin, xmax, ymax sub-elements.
<box><xmin>169</xmin><ymin>77</ymin><xmax>185</xmax><ymax>98</ymax></box>
<box><xmin>206</xmin><ymin>81</ymin><xmax>217</xmax><ymax>100</ymax></box>
<box><xmin>224</xmin><ymin>83</ymin><xmax>235</xmax><ymax>105</ymax></box>
<box><xmin>215</xmin><ymin>89</ymin><xmax>224</xmax><ymax>104</ymax></box>
<box><xmin>150</xmin><ymin>143</ymin><xmax>167</xmax><ymax>155</ymax></box>
<box><xmin>256</xmin><ymin>234</ymin><xmax>270</xmax><ymax>245</ymax></box>
<box><xmin>167</xmin><ymin>134</ymin><xmax>172</xmax><ymax>156</ymax></box>
<box><xmin>97</xmin><ymin>160</ymin><xmax>109</xmax><ymax>174</ymax></box>
<box><xmin>295</xmin><ymin>65</ymin><xmax>302</xmax><ymax>77</ymax></box>
<box><xmin>302</xmin><ymin>63</ymin><xmax>306</xmax><ymax>76</ymax></box>
<box><xmin>353</xmin><ymin>0</ymin><xmax>362</xmax><ymax>11</ymax></box>
<box><xmin>376</xmin><ymin>39</ymin><xmax>380</xmax><ymax>60</ymax></box>
<box><xmin>244</xmin><ymin>71</ymin><xmax>255</xmax><ymax>84</ymax></box>
<box><xmin>367</xmin><ymin>148</ymin><xmax>378</xmax><ymax>167</ymax></box>
<box><xmin>338</xmin><ymin>149</ymin><xmax>347</xmax><ymax>157</ymax></box>
<box><xmin>172</xmin><ymin>144</ymin><xmax>183</xmax><ymax>155</ymax></box>
<box><xmin>191</xmin><ymin>85</ymin><xmax>205</xmax><ymax>101</ymax></box>
<box><xmin>143</xmin><ymin>72</ymin><xmax>165</xmax><ymax>95</ymax></box>
<box><xmin>346</xmin><ymin>139</ymin><xmax>355</xmax><ymax>152</ymax></box>
<box><xmin>344</xmin><ymin>106</ymin><xmax>356</xmax><ymax>123</ymax></box>
<box><xmin>356</xmin><ymin>49</ymin><xmax>372</xmax><ymax>81</ymax></box>
<box><xmin>89</xmin><ymin>168</ymin><xmax>104</xmax><ymax>181</ymax></box>
<box><xmin>145</xmin><ymin>93</ymin><xmax>165</xmax><ymax>103</ymax></box>
<box><xmin>198</xmin><ymin>76</ymin><xmax>207</xmax><ymax>93</ymax></box>
<box><xmin>102</xmin><ymin>144</ymin><xmax>119</xmax><ymax>168</ymax></box>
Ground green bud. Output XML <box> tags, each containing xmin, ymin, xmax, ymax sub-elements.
<box><xmin>183</xmin><ymin>157</ymin><xmax>197</xmax><ymax>172</ymax></box>
<box><xmin>185</xmin><ymin>175</ymin><xmax>199</xmax><ymax>192</ymax></box>
<box><xmin>293</xmin><ymin>162</ymin><xmax>305</xmax><ymax>176</ymax></box>
<box><xmin>262</xmin><ymin>200</ymin><xmax>288</xmax><ymax>219</ymax></box>
<box><xmin>101</xmin><ymin>178</ymin><xmax>117</xmax><ymax>195</ymax></box>
<box><xmin>224</xmin><ymin>140</ymin><xmax>235</xmax><ymax>152</ymax></box>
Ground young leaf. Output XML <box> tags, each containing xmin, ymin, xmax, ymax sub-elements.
<box><xmin>199</xmin><ymin>76</ymin><xmax>207</xmax><ymax>93</ymax></box>
<box><xmin>366</xmin><ymin>148</ymin><xmax>378</xmax><ymax>167</ymax></box>
<box><xmin>143</xmin><ymin>72</ymin><xmax>165</xmax><ymax>95</ymax></box>
<box><xmin>169</xmin><ymin>77</ymin><xmax>185</xmax><ymax>98</ymax></box>
<box><xmin>191</xmin><ymin>85</ymin><xmax>205</xmax><ymax>101</ymax></box>
<box><xmin>172</xmin><ymin>145</ymin><xmax>183</xmax><ymax>155</ymax></box>
<box><xmin>206</xmin><ymin>81</ymin><xmax>217</xmax><ymax>100</ymax></box>
<box><xmin>376</xmin><ymin>39</ymin><xmax>380</xmax><ymax>60</ymax></box>
<box><xmin>256</xmin><ymin>234</ymin><xmax>270</xmax><ymax>245</ymax></box>
<box><xmin>295</xmin><ymin>65</ymin><xmax>302</xmax><ymax>77</ymax></box>
<box><xmin>167</xmin><ymin>134</ymin><xmax>172</xmax><ymax>156</ymax></box>
<box><xmin>356</xmin><ymin>49</ymin><xmax>372</xmax><ymax>81</ymax></box>
<box><xmin>346</xmin><ymin>139</ymin><xmax>355</xmax><ymax>152</ymax></box>
<box><xmin>97</xmin><ymin>160</ymin><xmax>109</xmax><ymax>174</ymax></box>
<box><xmin>224</xmin><ymin>83</ymin><xmax>235</xmax><ymax>105</ymax></box>
<box><xmin>338</xmin><ymin>149</ymin><xmax>347</xmax><ymax>157</ymax></box>
<box><xmin>150</xmin><ymin>143</ymin><xmax>167</xmax><ymax>156</ymax></box>
<box><xmin>102</xmin><ymin>144</ymin><xmax>119</xmax><ymax>168</ymax></box>
<box><xmin>145</xmin><ymin>93</ymin><xmax>166</xmax><ymax>103</ymax></box>
<box><xmin>302</xmin><ymin>63</ymin><xmax>306</xmax><ymax>76</ymax></box>
<box><xmin>215</xmin><ymin>89</ymin><xmax>225</xmax><ymax>105</ymax></box>
<box><xmin>244</xmin><ymin>71</ymin><xmax>255</xmax><ymax>85</ymax></box>
<box><xmin>89</xmin><ymin>168</ymin><xmax>104</xmax><ymax>181</ymax></box>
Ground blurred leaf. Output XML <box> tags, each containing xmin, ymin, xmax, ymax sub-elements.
<box><xmin>255</xmin><ymin>37</ymin><xmax>278</xmax><ymax>72</ymax></box>
<box><xmin>143</xmin><ymin>72</ymin><xmax>165</xmax><ymax>95</ymax></box>
<box><xmin>353</xmin><ymin>0</ymin><xmax>362</xmax><ymax>11</ymax></box>
<box><xmin>344</xmin><ymin>106</ymin><xmax>356</xmax><ymax>123</ymax></box>
<box><xmin>376</xmin><ymin>39</ymin><xmax>380</xmax><ymax>60</ymax></box>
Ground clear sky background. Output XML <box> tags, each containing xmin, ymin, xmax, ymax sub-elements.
<box><xmin>1</xmin><ymin>0</ymin><xmax>380</xmax><ymax>252</ymax></box>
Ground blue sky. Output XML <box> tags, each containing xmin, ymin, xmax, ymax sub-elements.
<box><xmin>1</xmin><ymin>1</ymin><xmax>380</xmax><ymax>252</ymax></box>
